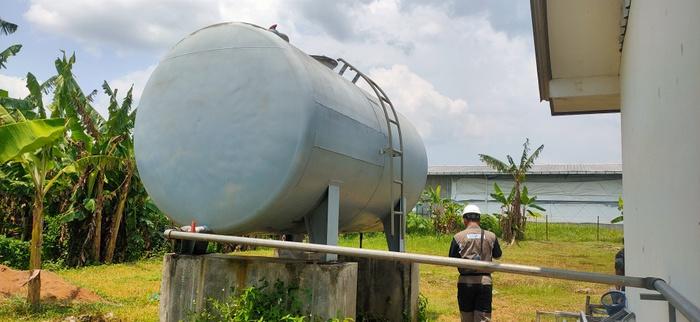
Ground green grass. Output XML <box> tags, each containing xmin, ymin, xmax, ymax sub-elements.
<box><xmin>524</xmin><ymin>222</ymin><xmax>623</xmax><ymax>243</ymax></box>
<box><xmin>0</xmin><ymin>226</ymin><xmax>623</xmax><ymax>321</ymax></box>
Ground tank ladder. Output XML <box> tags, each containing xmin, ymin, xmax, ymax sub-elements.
<box><xmin>336</xmin><ymin>58</ymin><xmax>406</xmax><ymax>252</ymax></box>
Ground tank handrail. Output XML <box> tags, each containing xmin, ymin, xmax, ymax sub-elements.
<box><xmin>164</xmin><ymin>230</ymin><xmax>700</xmax><ymax>322</ymax></box>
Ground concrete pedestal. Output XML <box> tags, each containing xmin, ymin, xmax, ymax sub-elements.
<box><xmin>341</xmin><ymin>256</ymin><xmax>420</xmax><ymax>322</ymax></box>
<box><xmin>159</xmin><ymin>254</ymin><xmax>358</xmax><ymax>322</ymax></box>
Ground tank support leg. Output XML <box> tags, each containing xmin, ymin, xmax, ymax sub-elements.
<box><xmin>383</xmin><ymin>198</ymin><xmax>406</xmax><ymax>252</ymax></box>
<box><xmin>307</xmin><ymin>183</ymin><xmax>340</xmax><ymax>261</ymax></box>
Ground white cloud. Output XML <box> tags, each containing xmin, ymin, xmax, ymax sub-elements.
<box><xmin>368</xmin><ymin>64</ymin><xmax>474</xmax><ymax>140</ymax></box>
<box><xmin>107</xmin><ymin>64</ymin><xmax>155</xmax><ymax>102</ymax></box>
<box><xmin>24</xmin><ymin>0</ymin><xmax>291</xmax><ymax>53</ymax></box>
<box><xmin>94</xmin><ymin>64</ymin><xmax>155</xmax><ymax>116</ymax></box>
<box><xmin>0</xmin><ymin>74</ymin><xmax>29</xmax><ymax>98</ymax></box>
<box><xmin>22</xmin><ymin>0</ymin><xmax>621</xmax><ymax>164</ymax></box>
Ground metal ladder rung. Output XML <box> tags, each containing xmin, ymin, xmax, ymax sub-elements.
<box><xmin>380</xmin><ymin>96</ymin><xmax>391</xmax><ymax>103</ymax></box>
<box><xmin>388</xmin><ymin>119</ymin><xmax>399</xmax><ymax>125</ymax></box>
<box><xmin>352</xmin><ymin>73</ymin><xmax>361</xmax><ymax>83</ymax></box>
<box><xmin>393</xmin><ymin>179</ymin><xmax>403</xmax><ymax>184</ymax></box>
<box><xmin>393</xmin><ymin>211</ymin><xmax>404</xmax><ymax>215</ymax></box>
<box><xmin>339</xmin><ymin>64</ymin><xmax>348</xmax><ymax>76</ymax></box>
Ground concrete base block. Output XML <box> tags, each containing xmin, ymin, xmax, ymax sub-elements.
<box><xmin>341</xmin><ymin>256</ymin><xmax>420</xmax><ymax>322</ymax></box>
<box><xmin>159</xmin><ymin>253</ymin><xmax>357</xmax><ymax>322</ymax></box>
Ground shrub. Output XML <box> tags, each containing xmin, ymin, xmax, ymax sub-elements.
<box><xmin>189</xmin><ymin>279</ymin><xmax>356</xmax><ymax>322</ymax></box>
<box><xmin>480</xmin><ymin>214</ymin><xmax>502</xmax><ymax>238</ymax></box>
<box><xmin>432</xmin><ymin>201</ymin><xmax>465</xmax><ymax>235</ymax></box>
<box><xmin>42</xmin><ymin>214</ymin><xmax>68</xmax><ymax>264</ymax></box>
<box><xmin>0</xmin><ymin>236</ymin><xmax>29</xmax><ymax>269</ymax></box>
<box><xmin>190</xmin><ymin>280</ymin><xmax>308</xmax><ymax>322</ymax></box>
<box><xmin>407</xmin><ymin>213</ymin><xmax>434</xmax><ymax>235</ymax></box>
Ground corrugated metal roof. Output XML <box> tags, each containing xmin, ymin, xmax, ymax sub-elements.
<box><xmin>428</xmin><ymin>164</ymin><xmax>622</xmax><ymax>176</ymax></box>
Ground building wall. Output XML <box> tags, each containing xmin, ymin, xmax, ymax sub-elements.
<box><xmin>424</xmin><ymin>175</ymin><xmax>452</xmax><ymax>199</ymax></box>
<box><xmin>621</xmin><ymin>1</ymin><xmax>700</xmax><ymax>320</ymax></box>
<box><xmin>424</xmin><ymin>174</ymin><xmax>622</xmax><ymax>223</ymax></box>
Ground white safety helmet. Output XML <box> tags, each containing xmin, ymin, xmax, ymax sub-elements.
<box><xmin>462</xmin><ymin>204</ymin><xmax>481</xmax><ymax>220</ymax></box>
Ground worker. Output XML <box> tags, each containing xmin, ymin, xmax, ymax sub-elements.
<box><xmin>449</xmin><ymin>204</ymin><xmax>502</xmax><ymax>322</ymax></box>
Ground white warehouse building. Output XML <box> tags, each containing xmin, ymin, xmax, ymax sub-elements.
<box><xmin>425</xmin><ymin>164</ymin><xmax>622</xmax><ymax>223</ymax></box>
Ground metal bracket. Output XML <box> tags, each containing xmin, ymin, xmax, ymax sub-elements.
<box><xmin>382</xmin><ymin>196</ymin><xmax>406</xmax><ymax>252</ymax></box>
<box><xmin>307</xmin><ymin>183</ymin><xmax>340</xmax><ymax>261</ymax></box>
<box><xmin>173</xmin><ymin>225</ymin><xmax>210</xmax><ymax>255</ymax></box>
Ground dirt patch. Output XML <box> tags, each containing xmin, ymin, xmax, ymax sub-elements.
<box><xmin>0</xmin><ymin>265</ymin><xmax>101</xmax><ymax>302</ymax></box>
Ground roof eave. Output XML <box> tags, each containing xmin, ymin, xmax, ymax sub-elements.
<box><xmin>531</xmin><ymin>0</ymin><xmax>551</xmax><ymax>103</ymax></box>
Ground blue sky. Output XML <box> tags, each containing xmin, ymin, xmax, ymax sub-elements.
<box><xmin>1</xmin><ymin>0</ymin><xmax>621</xmax><ymax>165</ymax></box>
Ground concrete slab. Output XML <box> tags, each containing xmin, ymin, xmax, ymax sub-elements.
<box><xmin>159</xmin><ymin>253</ymin><xmax>357</xmax><ymax>322</ymax></box>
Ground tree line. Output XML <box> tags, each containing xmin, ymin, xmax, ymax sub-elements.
<box><xmin>0</xmin><ymin>19</ymin><xmax>172</xmax><ymax>309</ymax></box>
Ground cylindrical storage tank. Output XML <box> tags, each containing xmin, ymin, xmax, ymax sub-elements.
<box><xmin>134</xmin><ymin>22</ymin><xmax>427</xmax><ymax>234</ymax></box>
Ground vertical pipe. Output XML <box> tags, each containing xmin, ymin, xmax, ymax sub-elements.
<box><xmin>545</xmin><ymin>215</ymin><xmax>549</xmax><ymax>241</ymax></box>
<box><xmin>597</xmin><ymin>216</ymin><xmax>600</xmax><ymax>241</ymax></box>
<box><xmin>360</xmin><ymin>232</ymin><xmax>364</xmax><ymax>249</ymax></box>
<box><xmin>669</xmin><ymin>302</ymin><xmax>677</xmax><ymax>322</ymax></box>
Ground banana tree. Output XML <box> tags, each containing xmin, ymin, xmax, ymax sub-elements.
<box><xmin>0</xmin><ymin>106</ymin><xmax>65</xmax><ymax>310</ymax></box>
<box><xmin>0</xmin><ymin>18</ymin><xmax>18</xmax><ymax>35</ymax></box>
<box><xmin>490</xmin><ymin>184</ymin><xmax>546</xmax><ymax>243</ymax></box>
<box><xmin>100</xmin><ymin>82</ymin><xmax>136</xmax><ymax>264</ymax></box>
<box><xmin>420</xmin><ymin>185</ymin><xmax>444</xmax><ymax>217</ymax></box>
<box><xmin>442</xmin><ymin>200</ymin><xmax>466</xmax><ymax>233</ymax></box>
<box><xmin>520</xmin><ymin>186</ymin><xmax>546</xmax><ymax>219</ymax></box>
<box><xmin>611</xmin><ymin>197</ymin><xmax>624</xmax><ymax>223</ymax></box>
<box><xmin>480</xmin><ymin>138</ymin><xmax>544</xmax><ymax>243</ymax></box>
<box><xmin>0</xmin><ymin>18</ymin><xmax>21</xmax><ymax>70</ymax></box>
<box><xmin>419</xmin><ymin>185</ymin><xmax>467</xmax><ymax>234</ymax></box>
<box><xmin>50</xmin><ymin>54</ymin><xmax>108</xmax><ymax>263</ymax></box>
<box><xmin>489</xmin><ymin>183</ymin><xmax>515</xmax><ymax>239</ymax></box>
<box><xmin>0</xmin><ymin>65</ymin><xmax>117</xmax><ymax>306</ymax></box>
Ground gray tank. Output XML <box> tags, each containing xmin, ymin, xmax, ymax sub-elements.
<box><xmin>134</xmin><ymin>22</ymin><xmax>427</xmax><ymax>235</ymax></box>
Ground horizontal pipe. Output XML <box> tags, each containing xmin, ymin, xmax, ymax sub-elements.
<box><xmin>164</xmin><ymin>230</ymin><xmax>650</xmax><ymax>288</ymax></box>
<box><xmin>654</xmin><ymin>279</ymin><xmax>700</xmax><ymax>322</ymax></box>
<box><xmin>165</xmin><ymin>230</ymin><xmax>700</xmax><ymax>322</ymax></box>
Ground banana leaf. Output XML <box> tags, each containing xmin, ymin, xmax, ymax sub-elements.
<box><xmin>0</xmin><ymin>118</ymin><xmax>65</xmax><ymax>163</ymax></box>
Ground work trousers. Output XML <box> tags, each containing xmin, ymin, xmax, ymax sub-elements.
<box><xmin>457</xmin><ymin>283</ymin><xmax>493</xmax><ymax>322</ymax></box>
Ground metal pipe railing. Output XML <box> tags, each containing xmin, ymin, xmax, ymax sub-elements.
<box><xmin>164</xmin><ymin>230</ymin><xmax>700</xmax><ymax>322</ymax></box>
<box><xmin>165</xmin><ymin>230</ymin><xmax>647</xmax><ymax>287</ymax></box>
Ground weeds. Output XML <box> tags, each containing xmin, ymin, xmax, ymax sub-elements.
<box><xmin>417</xmin><ymin>293</ymin><xmax>429</xmax><ymax>322</ymax></box>
<box><xmin>188</xmin><ymin>279</ymin><xmax>352</xmax><ymax>322</ymax></box>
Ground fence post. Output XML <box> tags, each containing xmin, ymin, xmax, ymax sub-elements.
<box><xmin>545</xmin><ymin>215</ymin><xmax>549</xmax><ymax>241</ymax></box>
<box><xmin>597</xmin><ymin>216</ymin><xmax>600</xmax><ymax>241</ymax></box>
